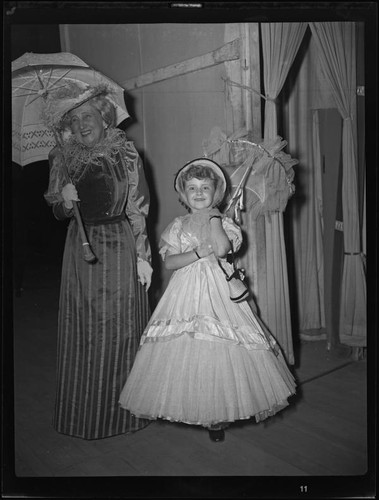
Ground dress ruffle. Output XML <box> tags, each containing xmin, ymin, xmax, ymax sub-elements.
<box><xmin>142</xmin><ymin>315</ymin><xmax>273</xmax><ymax>350</ymax></box>
<box><xmin>119</xmin><ymin>335</ymin><xmax>295</xmax><ymax>426</ymax></box>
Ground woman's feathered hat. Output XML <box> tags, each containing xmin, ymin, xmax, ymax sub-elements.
<box><xmin>174</xmin><ymin>157</ymin><xmax>227</xmax><ymax>207</ymax></box>
<box><xmin>41</xmin><ymin>81</ymin><xmax>114</xmax><ymax>130</ymax></box>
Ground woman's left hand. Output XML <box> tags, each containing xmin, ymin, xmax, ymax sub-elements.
<box><xmin>137</xmin><ymin>259</ymin><xmax>153</xmax><ymax>291</ymax></box>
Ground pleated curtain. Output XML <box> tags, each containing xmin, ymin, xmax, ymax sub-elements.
<box><xmin>260</xmin><ymin>23</ymin><xmax>308</xmax><ymax>364</ymax></box>
<box><xmin>309</xmin><ymin>22</ymin><xmax>366</xmax><ymax>347</ymax></box>
<box><xmin>282</xmin><ymin>32</ymin><xmax>333</xmax><ymax>340</ymax></box>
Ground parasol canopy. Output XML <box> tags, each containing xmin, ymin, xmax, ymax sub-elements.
<box><xmin>12</xmin><ymin>52</ymin><xmax>130</xmax><ymax>167</ymax></box>
<box><xmin>203</xmin><ymin>127</ymin><xmax>298</xmax><ymax>221</ymax></box>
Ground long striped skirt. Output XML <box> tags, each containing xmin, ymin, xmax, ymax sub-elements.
<box><xmin>53</xmin><ymin>218</ymin><xmax>150</xmax><ymax>439</ymax></box>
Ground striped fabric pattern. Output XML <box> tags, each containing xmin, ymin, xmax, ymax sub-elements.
<box><xmin>54</xmin><ymin>219</ymin><xmax>150</xmax><ymax>439</ymax></box>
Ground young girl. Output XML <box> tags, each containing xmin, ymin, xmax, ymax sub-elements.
<box><xmin>119</xmin><ymin>158</ymin><xmax>296</xmax><ymax>442</ymax></box>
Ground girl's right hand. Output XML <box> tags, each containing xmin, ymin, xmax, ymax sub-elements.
<box><xmin>61</xmin><ymin>183</ymin><xmax>79</xmax><ymax>209</ymax></box>
<box><xmin>196</xmin><ymin>242</ymin><xmax>214</xmax><ymax>258</ymax></box>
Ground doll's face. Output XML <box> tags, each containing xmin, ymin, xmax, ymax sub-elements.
<box><xmin>183</xmin><ymin>177</ymin><xmax>216</xmax><ymax>212</ymax></box>
<box><xmin>68</xmin><ymin>102</ymin><xmax>105</xmax><ymax>148</ymax></box>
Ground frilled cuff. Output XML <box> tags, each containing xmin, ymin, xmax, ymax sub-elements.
<box><xmin>135</xmin><ymin>230</ymin><xmax>152</xmax><ymax>263</ymax></box>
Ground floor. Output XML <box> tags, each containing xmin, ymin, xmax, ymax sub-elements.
<box><xmin>4</xmin><ymin>253</ymin><xmax>373</xmax><ymax>498</ymax></box>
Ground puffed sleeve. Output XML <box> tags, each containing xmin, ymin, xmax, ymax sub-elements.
<box><xmin>159</xmin><ymin>218</ymin><xmax>182</xmax><ymax>261</ymax></box>
<box><xmin>44</xmin><ymin>147</ymin><xmax>74</xmax><ymax>220</ymax></box>
<box><xmin>124</xmin><ymin>143</ymin><xmax>151</xmax><ymax>263</ymax></box>
<box><xmin>222</xmin><ymin>216</ymin><xmax>243</xmax><ymax>252</ymax></box>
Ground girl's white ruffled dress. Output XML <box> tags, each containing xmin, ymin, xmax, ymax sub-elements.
<box><xmin>119</xmin><ymin>214</ymin><xmax>296</xmax><ymax>427</ymax></box>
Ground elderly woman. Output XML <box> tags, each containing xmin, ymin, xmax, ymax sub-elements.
<box><xmin>44</xmin><ymin>82</ymin><xmax>152</xmax><ymax>439</ymax></box>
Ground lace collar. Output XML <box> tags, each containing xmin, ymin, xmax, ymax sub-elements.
<box><xmin>62</xmin><ymin>128</ymin><xmax>129</xmax><ymax>179</ymax></box>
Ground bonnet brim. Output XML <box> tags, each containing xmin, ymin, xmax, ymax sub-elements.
<box><xmin>174</xmin><ymin>157</ymin><xmax>227</xmax><ymax>207</ymax></box>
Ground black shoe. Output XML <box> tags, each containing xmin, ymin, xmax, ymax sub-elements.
<box><xmin>208</xmin><ymin>429</ymin><xmax>225</xmax><ymax>442</ymax></box>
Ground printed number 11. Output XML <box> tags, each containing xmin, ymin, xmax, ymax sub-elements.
<box><xmin>300</xmin><ymin>486</ymin><xmax>308</xmax><ymax>493</ymax></box>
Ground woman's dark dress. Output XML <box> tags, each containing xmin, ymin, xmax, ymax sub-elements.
<box><xmin>45</xmin><ymin>130</ymin><xmax>151</xmax><ymax>439</ymax></box>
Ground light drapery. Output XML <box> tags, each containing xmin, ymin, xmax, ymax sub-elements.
<box><xmin>282</xmin><ymin>33</ymin><xmax>328</xmax><ymax>339</ymax></box>
<box><xmin>260</xmin><ymin>23</ymin><xmax>308</xmax><ymax>363</ymax></box>
<box><xmin>309</xmin><ymin>22</ymin><xmax>366</xmax><ymax>346</ymax></box>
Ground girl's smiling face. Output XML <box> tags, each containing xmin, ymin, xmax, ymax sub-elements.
<box><xmin>184</xmin><ymin>177</ymin><xmax>216</xmax><ymax>212</ymax></box>
<box><xmin>68</xmin><ymin>102</ymin><xmax>105</xmax><ymax>148</ymax></box>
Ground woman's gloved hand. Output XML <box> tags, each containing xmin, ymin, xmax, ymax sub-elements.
<box><xmin>137</xmin><ymin>258</ymin><xmax>153</xmax><ymax>291</ymax></box>
<box><xmin>61</xmin><ymin>183</ymin><xmax>79</xmax><ymax>209</ymax></box>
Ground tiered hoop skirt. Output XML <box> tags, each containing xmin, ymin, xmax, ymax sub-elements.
<box><xmin>119</xmin><ymin>255</ymin><xmax>296</xmax><ymax>427</ymax></box>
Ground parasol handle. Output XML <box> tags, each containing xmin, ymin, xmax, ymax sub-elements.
<box><xmin>72</xmin><ymin>201</ymin><xmax>97</xmax><ymax>263</ymax></box>
<box><xmin>52</xmin><ymin>130</ymin><xmax>96</xmax><ymax>263</ymax></box>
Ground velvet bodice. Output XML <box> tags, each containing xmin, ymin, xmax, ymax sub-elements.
<box><xmin>76</xmin><ymin>157</ymin><xmax>127</xmax><ymax>223</ymax></box>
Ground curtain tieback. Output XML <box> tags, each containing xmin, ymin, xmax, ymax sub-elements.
<box><xmin>344</xmin><ymin>252</ymin><xmax>360</xmax><ymax>255</ymax></box>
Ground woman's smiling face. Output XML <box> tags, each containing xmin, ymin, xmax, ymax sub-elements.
<box><xmin>68</xmin><ymin>102</ymin><xmax>105</xmax><ymax>147</ymax></box>
<box><xmin>184</xmin><ymin>177</ymin><xmax>216</xmax><ymax>212</ymax></box>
